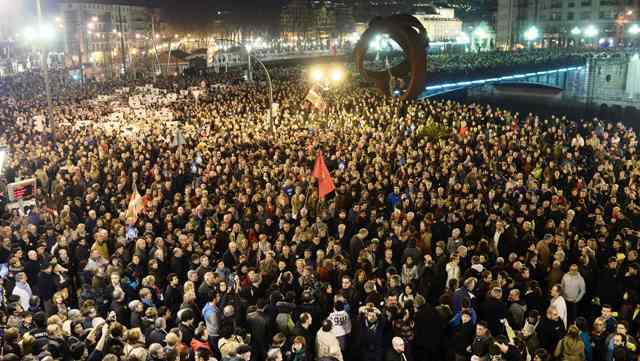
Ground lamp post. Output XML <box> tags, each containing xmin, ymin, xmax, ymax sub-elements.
<box><xmin>630</xmin><ymin>24</ymin><xmax>640</xmax><ymax>46</ymax></box>
<box><xmin>524</xmin><ymin>26</ymin><xmax>540</xmax><ymax>48</ymax></box>
<box><xmin>309</xmin><ymin>65</ymin><xmax>344</xmax><ymax>90</ymax></box>
<box><xmin>246</xmin><ymin>44</ymin><xmax>253</xmax><ymax>82</ymax></box>
<box><xmin>570</xmin><ymin>26</ymin><xmax>582</xmax><ymax>47</ymax></box>
<box><xmin>584</xmin><ymin>25</ymin><xmax>598</xmax><ymax>46</ymax></box>
<box><xmin>472</xmin><ymin>26</ymin><xmax>489</xmax><ymax>52</ymax></box>
<box><xmin>35</xmin><ymin>0</ymin><xmax>54</xmax><ymax>133</ymax></box>
<box><xmin>216</xmin><ymin>38</ymin><xmax>274</xmax><ymax>133</ymax></box>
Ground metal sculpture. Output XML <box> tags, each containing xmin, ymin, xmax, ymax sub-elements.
<box><xmin>354</xmin><ymin>15</ymin><xmax>429</xmax><ymax>101</ymax></box>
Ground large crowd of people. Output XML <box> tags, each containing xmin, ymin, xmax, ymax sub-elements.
<box><xmin>1</xmin><ymin>51</ymin><xmax>640</xmax><ymax>361</ymax></box>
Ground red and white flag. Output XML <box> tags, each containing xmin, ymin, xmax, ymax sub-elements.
<box><xmin>126</xmin><ymin>183</ymin><xmax>144</xmax><ymax>223</ymax></box>
<box><xmin>305</xmin><ymin>88</ymin><xmax>326</xmax><ymax>110</ymax></box>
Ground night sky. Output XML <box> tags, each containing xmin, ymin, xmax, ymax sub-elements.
<box><xmin>29</xmin><ymin>0</ymin><xmax>290</xmax><ymax>22</ymax></box>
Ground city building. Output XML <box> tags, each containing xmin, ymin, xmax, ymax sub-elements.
<box><xmin>57</xmin><ymin>0</ymin><xmax>156</xmax><ymax>76</ymax></box>
<box><xmin>280</xmin><ymin>0</ymin><xmax>340</xmax><ymax>46</ymax></box>
<box><xmin>414</xmin><ymin>7</ymin><xmax>463</xmax><ymax>42</ymax></box>
<box><xmin>496</xmin><ymin>0</ymin><xmax>639</xmax><ymax>49</ymax></box>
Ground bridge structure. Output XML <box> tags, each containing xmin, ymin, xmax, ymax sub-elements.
<box><xmin>418</xmin><ymin>65</ymin><xmax>585</xmax><ymax>99</ymax></box>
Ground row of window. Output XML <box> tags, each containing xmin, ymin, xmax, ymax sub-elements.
<box><xmin>541</xmin><ymin>10</ymin><xmax>618</xmax><ymax>21</ymax></box>
<box><xmin>547</xmin><ymin>0</ymin><xmax>633</xmax><ymax>7</ymax></box>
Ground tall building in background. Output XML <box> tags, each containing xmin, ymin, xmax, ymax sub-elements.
<box><xmin>414</xmin><ymin>7</ymin><xmax>463</xmax><ymax>41</ymax></box>
<box><xmin>496</xmin><ymin>0</ymin><xmax>639</xmax><ymax>48</ymax></box>
<box><xmin>58</xmin><ymin>0</ymin><xmax>154</xmax><ymax>76</ymax></box>
<box><xmin>280</xmin><ymin>0</ymin><xmax>341</xmax><ymax>44</ymax></box>
<box><xmin>496</xmin><ymin>0</ymin><xmax>528</xmax><ymax>49</ymax></box>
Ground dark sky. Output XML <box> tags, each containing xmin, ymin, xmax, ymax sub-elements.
<box><xmin>160</xmin><ymin>0</ymin><xmax>289</xmax><ymax>32</ymax></box>
<box><xmin>24</xmin><ymin>0</ymin><xmax>288</xmax><ymax>26</ymax></box>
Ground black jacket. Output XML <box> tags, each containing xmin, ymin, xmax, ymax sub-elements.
<box><xmin>246</xmin><ymin>310</ymin><xmax>270</xmax><ymax>361</ymax></box>
<box><xmin>452</xmin><ymin>321</ymin><xmax>475</xmax><ymax>356</ymax></box>
<box><xmin>480</xmin><ymin>298</ymin><xmax>508</xmax><ymax>336</ymax></box>
<box><xmin>414</xmin><ymin>303</ymin><xmax>444</xmax><ymax>351</ymax></box>
<box><xmin>352</xmin><ymin>316</ymin><xmax>386</xmax><ymax>361</ymax></box>
<box><xmin>536</xmin><ymin>317</ymin><xmax>566</xmax><ymax>352</ymax></box>
<box><xmin>385</xmin><ymin>349</ymin><xmax>414</xmax><ymax>361</ymax></box>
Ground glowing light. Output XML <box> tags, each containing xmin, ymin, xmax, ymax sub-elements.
<box><xmin>524</xmin><ymin>26</ymin><xmax>540</xmax><ymax>41</ymax></box>
<box><xmin>330</xmin><ymin>67</ymin><xmax>343</xmax><ymax>82</ymax></box>
<box><xmin>571</xmin><ymin>27</ymin><xmax>582</xmax><ymax>35</ymax></box>
<box><xmin>473</xmin><ymin>27</ymin><xmax>488</xmax><ymax>39</ymax></box>
<box><xmin>456</xmin><ymin>32</ymin><xmax>470</xmax><ymax>44</ymax></box>
<box><xmin>630</xmin><ymin>24</ymin><xmax>640</xmax><ymax>35</ymax></box>
<box><xmin>311</xmin><ymin>67</ymin><xmax>324</xmax><ymax>82</ymax></box>
<box><xmin>584</xmin><ymin>25</ymin><xmax>598</xmax><ymax>37</ymax></box>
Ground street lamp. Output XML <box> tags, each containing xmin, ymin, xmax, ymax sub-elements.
<box><xmin>311</xmin><ymin>67</ymin><xmax>324</xmax><ymax>82</ymax></box>
<box><xmin>571</xmin><ymin>27</ymin><xmax>582</xmax><ymax>36</ymax></box>
<box><xmin>216</xmin><ymin>38</ymin><xmax>274</xmax><ymax>133</ymax></box>
<box><xmin>456</xmin><ymin>32</ymin><xmax>470</xmax><ymax>44</ymax></box>
<box><xmin>330</xmin><ymin>67</ymin><xmax>344</xmax><ymax>82</ymax></box>
<box><xmin>22</xmin><ymin>3</ymin><xmax>55</xmax><ymax>132</ymax></box>
<box><xmin>584</xmin><ymin>25</ymin><xmax>598</xmax><ymax>46</ymax></box>
<box><xmin>584</xmin><ymin>25</ymin><xmax>598</xmax><ymax>37</ymax></box>
<box><xmin>309</xmin><ymin>65</ymin><xmax>345</xmax><ymax>88</ymax></box>
<box><xmin>472</xmin><ymin>26</ymin><xmax>489</xmax><ymax>52</ymax></box>
<box><xmin>524</xmin><ymin>26</ymin><xmax>540</xmax><ymax>48</ymax></box>
<box><xmin>630</xmin><ymin>24</ymin><xmax>640</xmax><ymax>35</ymax></box>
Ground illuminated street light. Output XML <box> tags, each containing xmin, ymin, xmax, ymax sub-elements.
<box><xmin>23</xmin><ymin>24</ymin><xmax>55</xmax><ymax>41</ymax></box>
<box><xmin>456</xmin><ymin>32</ymin><xmax>470</xmax><ymax>44</ymax></box>
<box><xmin>370</xmin><ymin>34</ymin><xmax>382</xmax><ymax>51</ymax></box>
<box><xmin>571</xmin><ymin>26</ymin><xmax>582</xmax><ymax>35</ymax></box>
<box><xmin>584</xmin><ymin>25</ymin><xmax>599</xmax><ymax>37</ymax></box>
<box><xmin>311</xmin><ymin>67</ymin><xmax>324</xmax><ymax>82</ymax></box>
<box><xmin>524</xmin><ymin>26</ymin><xmax>540</xmax><ymax>41</ymax></box>
<box><xmin>473</xmin><ymin>27</ymin><xmax>488</xmax><ymax>39</ymax></box>
<box><xmin>630</xmin><ymin>24</ymin><xmax>640</xmax><ymax>35</ymax></box>
<box><xmin>330</xmin><ymin>67</ymin><xmax>343</xmax><ymax>82</ymax></box>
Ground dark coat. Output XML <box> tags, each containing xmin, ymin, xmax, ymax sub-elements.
<box><xmin>452</xmin><ymin>321</ymin><xmax>476</xmax><ymax>356</ymax></box>
<box><xmin>479</xmin><ymin>298</ymin><xmax>508</xmax><ymax>336</ymax></box>
<box><xmin>246</xmin><ymin>310</ymin><xmax>270</xmax><ymax>361</ymax></box>
<box><xmin>385</xmin><ymin>349</ymin><xmax>414</xmax><ymax>361</ymax></box>
<box><xmin>352</xmin><ymin>316</ymin><xmax>386</xmax><ymax>361</ymax></box>
<box><xmin>536</xmin><ymin>317</ymin><xmax>566</xmax><ymax>353</ymax></box>
<box><xmin>413</xmin><ymin>303</ymin><xmax>444</xmax><ymax>351</ymax></box>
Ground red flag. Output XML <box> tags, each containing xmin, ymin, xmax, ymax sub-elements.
<box><xmin>312</xmin><ymin>151</ymin><xmax>335</xmax><ymax>199</ymax></box>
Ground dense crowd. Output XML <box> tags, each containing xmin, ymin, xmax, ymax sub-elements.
<box><xmin>367</xmin><ymin>47</ymin><xmax>638</xmax><ymax>83</ymax></box>
<box><xmin>1</xmin><ymin>55</ymin><xmax>640</xmax><ymax>361</ymax></box>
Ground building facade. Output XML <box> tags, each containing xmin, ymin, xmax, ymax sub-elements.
<box><xmin>414</xmin><ymin>7</ymin><xmax>464</xmax><ymax>42</ymax></box>
<box><xmin>496</xmin><ymin>0</ymin><xmax>639</xmax><ymax>49</ymax></box>
<box><xmin>280</xmin><ymin>0</ymin><xmax>342</xmax><ymax>45</ymax></box>
<box><xmin>58</xmin><ymin>0</ymin><xmax>154</xmax><ymax>74</ymax></box>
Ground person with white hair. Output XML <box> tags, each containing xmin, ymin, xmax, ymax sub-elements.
<box><xmin>386</xmin><ymin>337</ymin><xmax>412</xmax><ymax>361</ymax></box>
